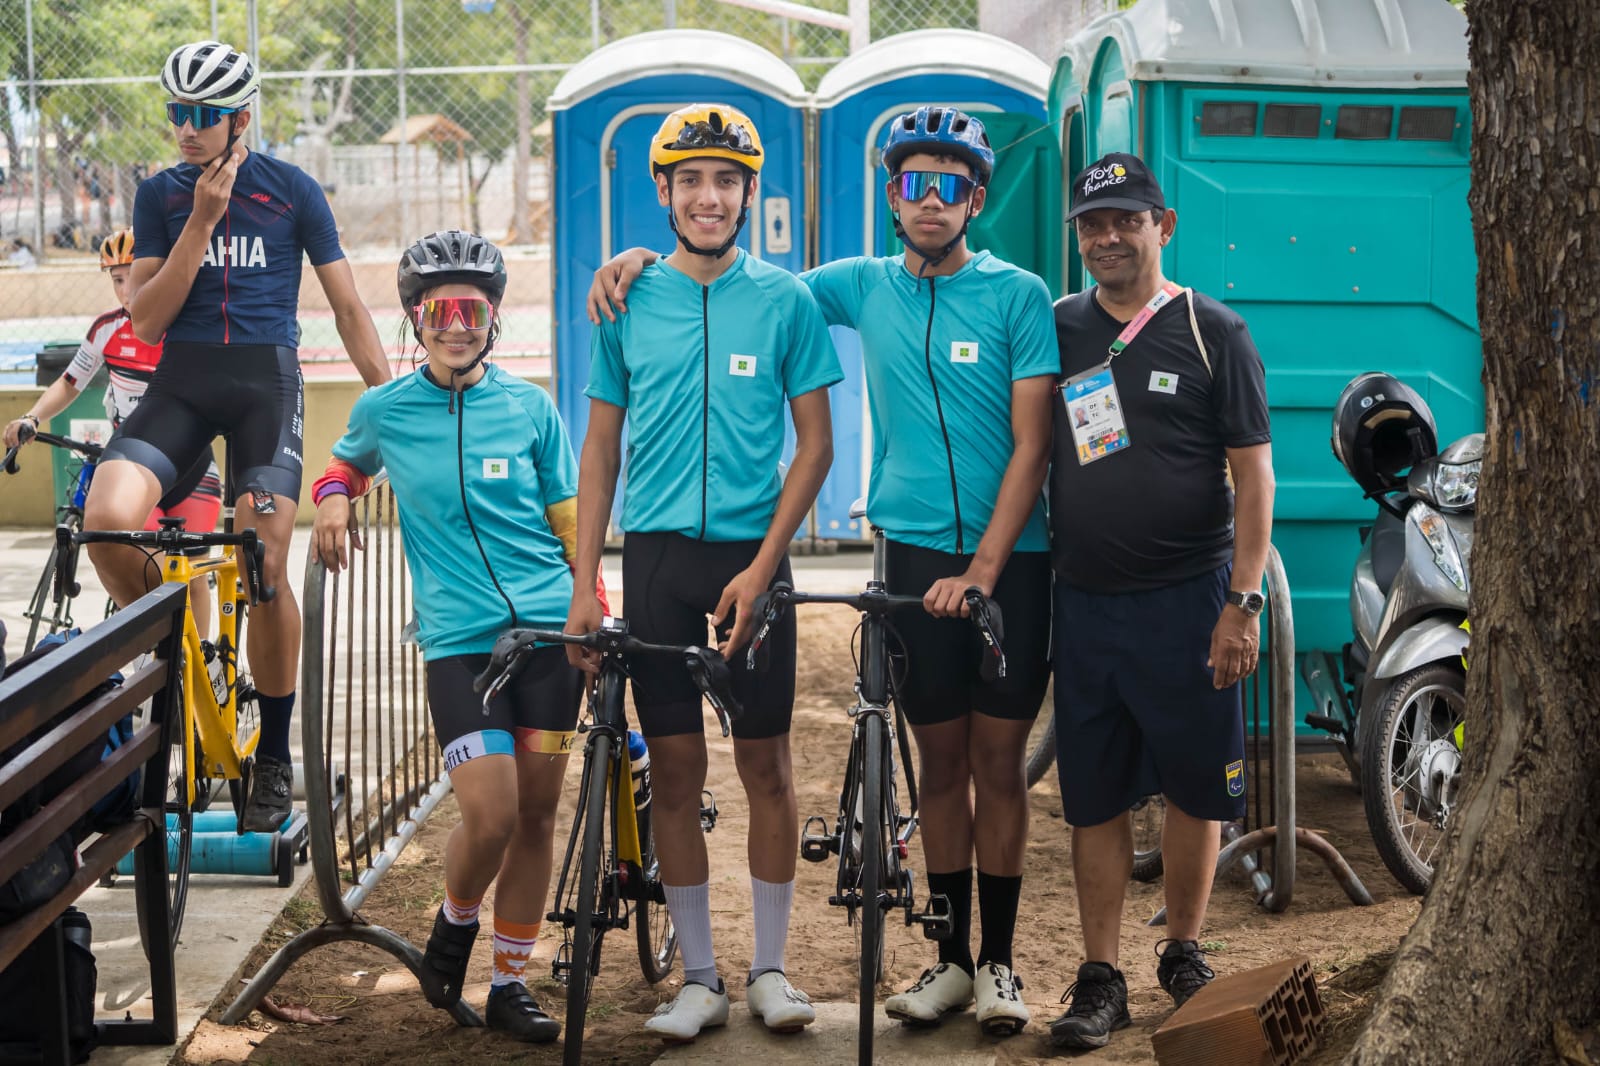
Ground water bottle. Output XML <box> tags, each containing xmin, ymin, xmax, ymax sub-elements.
<box><xmin>627</xmin><ymin>730</ymin><xmax>652</xmax><ymax>815</ymax></box>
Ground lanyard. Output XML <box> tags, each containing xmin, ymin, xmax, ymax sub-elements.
<box><xmin>1104</xmin><ymin>281</ymin><xmax>1183</xmax><ymax>363</ymax></box>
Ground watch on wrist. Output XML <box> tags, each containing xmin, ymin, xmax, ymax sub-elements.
<box><xmin>1227</xmin><ymin>589</ymin><xmax>1265</xmax><ymax>617</ymax></box>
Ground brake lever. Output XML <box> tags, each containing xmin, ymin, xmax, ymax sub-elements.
<box><xmin>964</xmin><ymin>588</ymin><xmax>1007</xmax><ymax>682</ymax></box>
<box><xmin>474</xmin><ymin>629</ymin><xmax>535</xmax><ymax>693</ymax></box>
<box><xmin>2</xmin><ymin>445</ymin><xmax>19</xmax><ymax>476</ymax></box>
<box><xmin>687</xmin><ymin>647</ymin><xmax>743</xmax><ymax>738</ymax></box>
<box><xmin>53</xmin><ymin>523</ymin><xmax>78</xmax><ymax>603</ymax></box>
<box><xmin>744</xmin><ymin>583</ymin><xmax>791</xmax><ymax>672</ymax></box>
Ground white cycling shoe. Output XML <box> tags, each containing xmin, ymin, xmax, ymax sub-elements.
<box><xmin>644</xmin><ymin>981</ymin><xmax>730</xmax><ymax>1043</ymax></box>
<box><xmin>973</xmin><ymin>961</ymin><xmax>1030</xmax><ymax>1036</ymax></box>
<box><xmin>883</xmin><ymin>962</ymin><xmax>974</xmax><ymax>1027</ymax></box>
<box><xmin>745</xmin><ymin>971</ymin><xmax>816</xmax><ymax>1033</ymax></box>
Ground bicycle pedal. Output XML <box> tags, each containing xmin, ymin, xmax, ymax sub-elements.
<box><xmin>799</xmin><ymin>815</ymin><xmax>834</xmax><ymax>863</ymax></box>
<box><xmin>699</xmin><ymin>789</ymin><xmax>719</xmax><ymax>833</ymax></box>
<box><xmin>917</xmin><ymin>891</ymin><xmax>954</xmax><ymax>941</ymax></box>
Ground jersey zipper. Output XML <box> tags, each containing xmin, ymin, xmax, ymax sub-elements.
<box><xmin>455</xmin><ymin>378</ymin><xmax>519</xmax><ymax>629</ymax></box>
<box><xmin>221</xmin><ymin>205</ymin><xmax>232</xmax><ymax>343</ymax></box>
<box><xmin>699</xmin><ymin>283</ymin><xmax>710</xmax><ymax>542</ymax></box>
<box><xmin>921</xmin><ymin>277</ymin><xmax>965</xmax><ymax>555</ymax></box>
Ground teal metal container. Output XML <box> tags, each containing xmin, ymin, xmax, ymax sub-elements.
<box><xmin>1052</xmin><ymin>0</ymin><xmax>1482</xmax><ymax>731</ymax></box>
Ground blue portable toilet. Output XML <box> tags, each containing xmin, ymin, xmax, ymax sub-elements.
<box><xmin>548</xmin><ymin>31</ymin><xmax>808</xmax><ymax>453</ymax></box>
<box><xmin>812</xmin><ymin>30</ymin><xmax>1056</xmax><ymax>540</ymax></box>
<box><xmin>1057</xmin><ymin>0</ymin><xmax>1480</xmax><ymax>729</ymax></box>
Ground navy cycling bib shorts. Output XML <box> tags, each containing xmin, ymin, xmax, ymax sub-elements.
<box><xmin>102</xmin><ymin>342</ymin><xmax>304</xmax><ymax>502</ymax></box>
<box><xmin>621</xmin><ymin>532</ymin><xmax>796</xmax><ymax>741</ymax></box>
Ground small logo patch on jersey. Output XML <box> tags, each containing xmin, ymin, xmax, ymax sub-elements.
<box><xmin>250</xmin><ymin>192</ymin><xmax>271</xmax><ymax>204</ymax></box>
<box><xmin>1226</xmin><ymin>759</ymin><xmax>1246</xmax><ymax>797</ymax></box>
<box><xmin>730</xmin><ymin>354</ymin><xmax>757</xmax><ymax>377</ymax></box>
<box><xmin>1149</xmin><ymin>371</ymin><xmax>1180</xmax><ymax>394</ymax></box>
<box><xmin>951</xmin><ymin>341</ymin><xmax>979</xmax><ymax>364</ymax></box>
<box><xmin>483</xmin><ymin>458</ymin><xmax>509</xmax><ymax>479</ymax></box>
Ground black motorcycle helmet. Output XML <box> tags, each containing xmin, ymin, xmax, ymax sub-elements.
<box><xmin>1331</xmin><ymin>372</ymin><xmax>1439</xmax><ymax>496</ymax></box>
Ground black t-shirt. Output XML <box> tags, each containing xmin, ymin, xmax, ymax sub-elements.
<box><xmin>1050</xmin><ymin>287</ymin><xmax>1271</xmax><ymax>593</ymax></box>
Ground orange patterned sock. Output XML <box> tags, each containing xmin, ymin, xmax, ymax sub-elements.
<box><xmin>443</xmin><ymin>888</ymin><xmax>482</xmax><ymax>927</ymax></box>
<box><xmin>491</xmin><ymin>917</ymin><xmax>540</xmax><ymax>988</ymax></box>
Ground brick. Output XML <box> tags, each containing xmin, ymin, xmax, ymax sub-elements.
<box><xmin>1152</xmin><ymin>955</ymin><xmax>1325</xmax><ymax>1066</ymax></box>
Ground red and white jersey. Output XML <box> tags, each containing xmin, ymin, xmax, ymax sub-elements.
<box><xmin>64</xmin><ymin>309</ymin><xmax>164</xmax><ymax>426</ymax></box>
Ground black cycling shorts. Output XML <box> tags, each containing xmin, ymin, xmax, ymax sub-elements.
<box><xmin>425</xmin><ymin>648</ymin><xmax>582</xmax><ymax>773</ymax></box>
<box><xmin>102</xmin><ymin>342</ymin><xmax>304</xmax><ymax>502</ymax></box>
<box><xmin>883</xmin><ymin>540</ymin><xmax>1052</xmax><ymax>727</ymax></box>
<box><xmin>620</xmin><ymin>531</ymin><xmax>796</xmax><ymax>741</ymax></box>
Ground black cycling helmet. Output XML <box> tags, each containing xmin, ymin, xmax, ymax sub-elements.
<box><xmin>397</xmin><ymin>229</ymin><xmax>507</xmax><ymax>311</ymax></box>
<box><xmin>1331</xmin><ymin>372</ymin><xmax>1439</xmax><ymax>496</ymax></box>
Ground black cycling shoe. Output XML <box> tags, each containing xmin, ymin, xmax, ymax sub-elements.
<box><xmin>241</xmin><ymin>755</ymin><xmax>293</xmax><ymax>833</ymax></box>
<box><xmin>485</xmin><ymin>982</ymin><xmax>561</xmax><ymax>1043</ymax></box>
<box><xmin>1048</xmin><ymin>961</ymin><xmax>1132</xmax><ymax>1050</ymax></box>
<box><xmin>419</xmin><ymin>909</ymin><xmax>478</xmax><ymax>1008</ymax></box>
<box><xmin>1156</xmin><ymin>939</ymin><xmax>1215</xmax><ymax>1008</ymax></box>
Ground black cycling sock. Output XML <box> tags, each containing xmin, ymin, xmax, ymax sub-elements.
<box><xmin>928</xmin><ymin>867</ymin><xmax>974</xmax><ymax>976</ymax></box>
<box><xmin>975</xmin><ymin>870</ymin><xmax>1022</xmax><ymax>970</ymax></box>
<box><xmin>257</xmin><ymin>691</ymin><xmax>294</xmax><ymax>764</ymax></box>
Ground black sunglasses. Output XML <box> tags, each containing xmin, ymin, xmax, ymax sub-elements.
<box><xmin>666</xmin><ymin>119</ymin><xmax>759</xmax><ymax>157</ymax></box>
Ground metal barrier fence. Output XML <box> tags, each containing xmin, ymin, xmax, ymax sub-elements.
<box><xmin>222</xmin><ymin>476</ymin><xmax>481</xmax><ymax>1026</ymax></box>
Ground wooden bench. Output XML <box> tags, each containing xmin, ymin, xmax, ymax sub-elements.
<box><xmin>0</xmin><ymin>583</ymin><xmax>188</xmax><ymax>1064</ymax></box>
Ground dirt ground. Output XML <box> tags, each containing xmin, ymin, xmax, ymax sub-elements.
<box><xmin>181</xmin><ymin>606</ymin><xmax>1418</xmax><ymax>1065</ymax></box>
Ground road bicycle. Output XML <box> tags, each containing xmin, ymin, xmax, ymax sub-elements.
<box><xmin>55</xmin><ymin>519</ymin><xmax>277</xmax><ymax>950</ymax></box>
<box><xmin>2</xmin><ymin>427</ymin><xmax>112</xmax><ymax>653</ymax></box>
<box><xmin>746</xmin><ymin>513</ymin><xmax>1007</xmax><ymax>1066</ymax></box>
<box><xmin>475</xmin><ymin>619</ymin><xmax>738</xmax><ymax>1066</ymax></box>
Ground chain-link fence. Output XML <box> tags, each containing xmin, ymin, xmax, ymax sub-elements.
<box><xmin>1</xmin><ymin>0</ymin><xmax>1127</xmax><ymax>373</ymax></box>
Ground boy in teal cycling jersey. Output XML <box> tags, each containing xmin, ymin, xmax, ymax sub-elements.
<box><xmin>588</xmin><ymin>105</ymin><xmax>1056</xmax><ymax>1039</ymax></box>
<box><xmin>567</xmin><ymin>104</ymin><xmax>841</xmax><ymax>1043</ymax></box>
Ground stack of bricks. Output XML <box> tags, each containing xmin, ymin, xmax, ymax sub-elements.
<box><xmin>1152</xmin><ymin>955</ymin><xmax>1326</xmax><ymax>1066</ymax></box>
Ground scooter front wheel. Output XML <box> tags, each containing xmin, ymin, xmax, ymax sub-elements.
<box><xmin>1360</xmin><ymin>663</ymin><xmax>1466</xmax><ymax>895</ymax></box>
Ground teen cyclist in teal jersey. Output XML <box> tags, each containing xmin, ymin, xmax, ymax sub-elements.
<box><xmin>566</xmin><ymin>104</ymin><xmax>842</xmax><ymax>1044</ymax></box>
<box><xmin>85</xmin><ymin>40</ymin><xmax>391</xmax><ymax>833</ymax></box>
<box><xmin>312</xmin><ymin>231</ymin><xmax>584</xmax><ymax>1044</ymax></box>
<box><xmin>588</xmin><ymin>105</ymin><xmax>1056</xmax><ymax>1039</ymax></box>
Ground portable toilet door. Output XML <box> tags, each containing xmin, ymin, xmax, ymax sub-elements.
<box><xmin>812</xmin><ymin>30</ymin><xmax>1057</xmax><ymax>540</ymax></box>
<box><xmin>1048</xmin><ymin>52</ymin><xmax>1087</xmax><ymax>297</ymax></box>
<box><xmin>548</xmin><ymin>30</ymin><xmax>808</xmax><ymax>456</ymax></box>
<box><xmin>1066</xmin><ymin>0</ymin><xmax>1480</xmax><ymax>733</ymax></box>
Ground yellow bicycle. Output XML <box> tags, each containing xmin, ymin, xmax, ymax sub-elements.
<box><xmin>56</xmin><ymin>517</ymin><xmax>273</xmax><ymax>947</ymax></box>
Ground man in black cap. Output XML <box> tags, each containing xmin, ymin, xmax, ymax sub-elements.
<box><xmin>1045</xmin><ymin>153</ymin><xmax>1275</xmax><ymax>1050</ymax></box>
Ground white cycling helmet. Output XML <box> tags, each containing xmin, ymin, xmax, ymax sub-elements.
<box><xmin>161</xmin><ymin>40</ymin><xmax>259</xmax><ymax>109</ymax></box>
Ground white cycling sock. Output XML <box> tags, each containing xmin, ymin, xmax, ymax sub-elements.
<box><xmin>663</xmin><ymin>881</ymin><xmax>719</xmax><ymax>989</ymax></box>
<box><xmin>749</xmin><ymin>876</ymin><xmax>794</xmax><ymax>979</ymax></box>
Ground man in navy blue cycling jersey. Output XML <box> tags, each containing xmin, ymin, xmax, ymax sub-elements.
<box><xmin>86</xmin><ymin>40</ymin><xmax>390</xmax><ymax>832</ymax></box>
<box><xmin>567</xmin><ymin>104</ymin><xmax>841</xmax><ymax>1043</ymax></box>
<box><xmin>589</xmin><ymin>105</ymin><xmax>1055</xmax><ymax>1040</ymax></box>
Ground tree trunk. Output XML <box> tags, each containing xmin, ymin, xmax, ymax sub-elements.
<box><xmin>1348</xmin><ymin>4</ymin><xmax>1600</xmax><ymax>1062</ymax></box>
<box><xmin>510</xmin><ymin>0</ymin><xmax>534</xmax><ymax>245</ymax></box>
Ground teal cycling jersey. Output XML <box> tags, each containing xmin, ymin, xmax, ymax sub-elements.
<box><xmin>802</xmin><ymin>251</ymin><xmax>1057</xmax><ymax>554</ymax></box>
<box><xmin>332</xmin><ymin>364</ymin><xmax>578</xmax><ymax>660</ymax></box>
<box><xmin>586</xmin><ymin>250</ymin><xmax>843</xmax><ymax>541</ymax></box>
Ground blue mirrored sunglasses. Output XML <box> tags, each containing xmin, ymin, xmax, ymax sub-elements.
<box><xmin>166</xmin><ymin>102</ymin><xmax>240</xmax><ymax>130</ymax></box>
<box><xmin>895</xmin><ymin>170</ymin><xmax>977</xmax><ymax>206</ymax></box>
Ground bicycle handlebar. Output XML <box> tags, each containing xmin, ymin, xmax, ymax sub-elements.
<box><xmin>473</xmin><ymin>624</ymin><xmax>744</xmax><ymax>737</ymax></box>
<box><xmin>748</xmin><ymin>581</ymin><xmax>1007</xmax><ymax>682</ymax></box>
<box><xmin>58</xmin><ymin>520</ymin><xmax>275</xmax><ymax>608</ymax></box>
<box><xmin>3</xmin><ymin>422</ymin><xmax>105</xmax><ymax>475</ymax></box>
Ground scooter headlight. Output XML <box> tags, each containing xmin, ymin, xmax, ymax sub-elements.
<box><xmin>1412</xmin><ymin>507</ymin><xmax>1466</xmax><ymax>591</ymax></box>
<box><xmin>1430</xmin><ymin>458</ymin><xmax>1480</xmax><ymax>512</ymax></box>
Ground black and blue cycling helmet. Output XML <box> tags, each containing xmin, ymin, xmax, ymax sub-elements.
<box><xmin>881</xmin><ymin>106</ymin><xmax>995</xmax><ymax>186</ymax></box>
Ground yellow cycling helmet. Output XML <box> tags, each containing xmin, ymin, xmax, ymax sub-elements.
<box><xmin>649</xmin><ymin>104</ymin><xmax>764</xmax><ymax>178</ymax></box>
<box><xmin>99</xmin><ymin>229</ymin><xmax>136</xmax><ymax>269</ymax></box>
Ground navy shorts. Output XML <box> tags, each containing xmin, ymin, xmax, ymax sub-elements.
<box><xmin>621</xmin><ymin>532</ymin><xmax>796</xmax><ymax>741</ymax></box>
<box><xmin>1053</xmin><ymin>564</ymin><xmax>1247</xmax><ymax>826</ymax></box>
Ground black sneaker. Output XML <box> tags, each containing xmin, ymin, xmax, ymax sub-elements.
<box><xmin>1048</xmin><ymin>961</ymin><xmax>1131</xmax><ymax>1050</ymax></box>
<box><xmin>241</xmin><ymin>755</ymin><xmax>293</xmax><ymax>832</ymax></box>
<box><xmin>485</xmin><ymin>982</ymin><xmax>561</xmax><ymax>1043</ymax></box>
<box><xmin>419</xmin><ymin>908</ymin><xmax>478</xmax><ymax>1008</ymax></box>
<box><xmin>1155</xmin><ymin>939</ymin><xmax>1215</xmax><ymax>1008</ymax></box>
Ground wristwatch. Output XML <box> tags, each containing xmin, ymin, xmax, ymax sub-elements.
<box><xmin>1226</xmin><ymin>589</ymin><xmax>1266</xmax><ymax>617</ymax></box>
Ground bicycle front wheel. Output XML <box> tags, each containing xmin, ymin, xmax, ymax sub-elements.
<box><xmin>137</xmin><ymin>688</ymin><xmax>194</xmax><ymax>958</ymax></box>
<box><xmin>857</xmin><ymin>717</ymin><xmax>887</xmax><ymax>1065</ymax></box>
<box><xmin>564</xmin><ymin>731</ymin><xmax>612</xmax><ymax>1066</ymax></box>
<box><xmin>635</xmin><ymin>804</ymin><xmax>677</xmax><ymax>984</ymax></box>
<box><xmin>1025</xmin><ymin>714</ymin><xmax>1056</xmax><ymax>788</ymax></box>
<box><xmin>23</xmin><ymin>538</ymin><xmax>64</xmax><ymax>654</ymax></box>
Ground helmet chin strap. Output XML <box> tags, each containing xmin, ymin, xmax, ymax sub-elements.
<box><xmin>668</xmin><ymin>172</ymin><xmax>753</xmax><ymax>259</ymax></box>
<box><xmin>893</xmin><ymin>199</ymin><xmax>976</xmax><ymax>277</ymax></box>
<box><xmin>414</xmin><ymin>323</ymin><xmax>495</xmax><ymax>415</ymax></box>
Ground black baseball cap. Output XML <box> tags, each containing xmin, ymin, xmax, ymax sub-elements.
<box><xmin>1066</xmin><ymin>153</ymin><xmax>1166</xmax><ymax>221</ymax></box>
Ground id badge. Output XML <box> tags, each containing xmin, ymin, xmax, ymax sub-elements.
<box><xmin>1062</xmin><ymin>366</ymin><xmax>1131</xmax><ymax>465</ymax></box>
